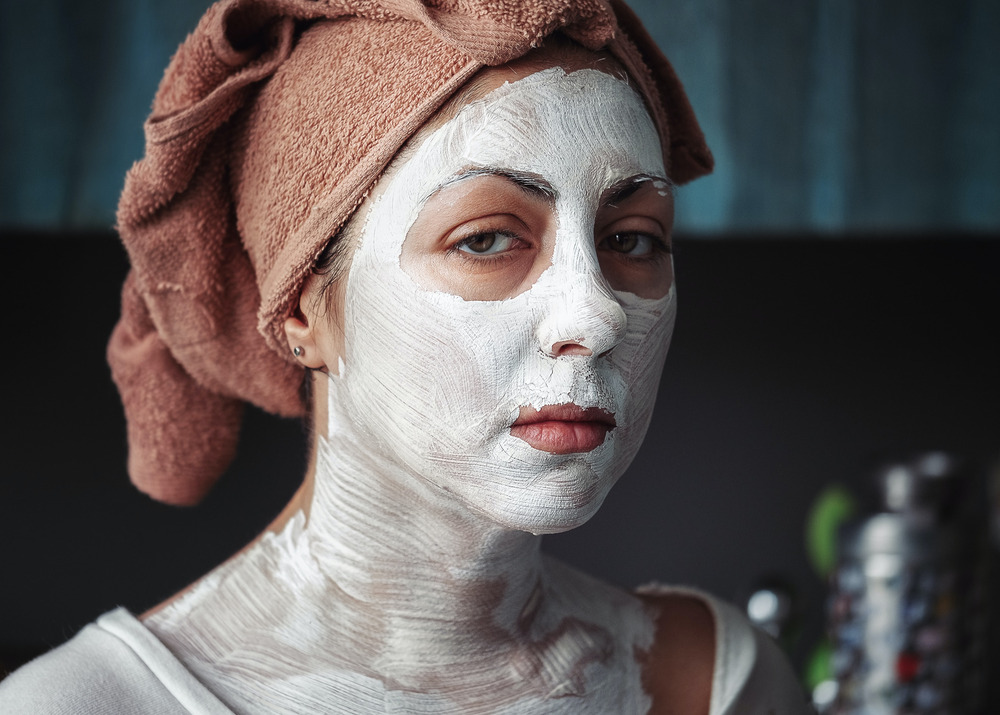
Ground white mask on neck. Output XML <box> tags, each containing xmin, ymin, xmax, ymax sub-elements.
<box><xmin>335</xmin><ymin>67</ymin><xmax>676</xmax><ymax>535</ymax></box>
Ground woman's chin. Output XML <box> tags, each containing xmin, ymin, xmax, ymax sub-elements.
<box><xmin>462</xmin><ymin>468</ymin><xmax>618</xmax><ymax>535</ymax></box>
<box><xmin>514</xmin><ymin>495</ymin><xmax>610</xmax><ymax>535</ymax></box>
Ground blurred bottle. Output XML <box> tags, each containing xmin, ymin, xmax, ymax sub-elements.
<box><xmin>825</xmin><ymin>452</ymin><xmax>988</xmax><ymax>714</ymax></box>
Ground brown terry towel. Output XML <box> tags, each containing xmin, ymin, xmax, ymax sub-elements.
<box><xmin>108</xmin><ymin>0</ymin><xmax>713</xmax><ymax>506</ymax></box>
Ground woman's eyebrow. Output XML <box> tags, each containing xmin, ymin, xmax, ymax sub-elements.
<box><xmin>603</xmin><ymin>174</ymin><xmax>674</xmax><ymax>207</ymax></box>
<box><xmin>430</xmin><ymin>167</ymin><xmax>556</xmax><ymax>202</ymax></box>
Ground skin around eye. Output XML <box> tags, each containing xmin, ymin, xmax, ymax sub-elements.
<box><xmin>595</xmin><ymin>225</ymin><xmax>673</xmax><ymax>297</ymax></box>
<box><xmin>402</xmin><ymin>174</ymin><xmax>555</xmax><ymax>301</ymax></box>
<box><xmin>594</xmin><ymin>181</ymin><xmax>674</xmax><ymax>298</ymax></box>
<box><xmin>404</xmin><ymin>173</ymin><xmax>673</xmax><ymax>301</ymax></box>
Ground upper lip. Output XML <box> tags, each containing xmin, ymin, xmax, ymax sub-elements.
<box><xmin>511</xmin><ymin>404</ymin><xmax>617</xmax><ymax>427</ymax></box>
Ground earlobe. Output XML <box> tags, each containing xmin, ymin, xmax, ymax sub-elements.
<box><xmin>283</xmin><ymin>309</ymin><xmax>328</xmax><ymax>371</ymax></box>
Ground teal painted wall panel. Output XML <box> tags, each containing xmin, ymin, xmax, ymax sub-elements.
<box><xmin>2</xmin><ymin>0</ymin><xmax>997</xmax><ymax>232</ymax></box>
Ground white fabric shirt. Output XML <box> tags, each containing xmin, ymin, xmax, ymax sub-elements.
<box><xmin>0</xmin><ymin>591</ymin><xmax>810</xmax><ymax>714</ymax></box>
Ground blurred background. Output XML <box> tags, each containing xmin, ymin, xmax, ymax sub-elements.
<box><xmin>2</xmin><ymin>0</ymin><xmax>998</xmax><ymax>705</ymax></box>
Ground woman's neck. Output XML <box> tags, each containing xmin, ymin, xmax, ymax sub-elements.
<box><xmin>303</xmin><ymin>390</ymin><xmax>550</xmax><ymax>656</ymax></box>
<box><xmin>142</xmin><ymin>375</ymin><xmax>654</xmax><ymax>713</ymax></box>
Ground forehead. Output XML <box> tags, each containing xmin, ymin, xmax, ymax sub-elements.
<box><xmin>410</xmin><ymin>68</ymin><xmax>666</xmax><ymax>198</ymax></box>
<box><xmin>462</xmin><ymin>68</ymin><xmax>659</xmax><ymax>175</ymax></box>
<box><xmin>425</xmin><ymin>38</ymin><xmax>631</xmax><ymax>130</ymax></box>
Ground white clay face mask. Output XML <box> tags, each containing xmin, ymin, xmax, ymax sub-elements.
<box><xmin>339</xmin><ymin>67</ymin><xmax>677</xmax><ymax>535</ymax></box>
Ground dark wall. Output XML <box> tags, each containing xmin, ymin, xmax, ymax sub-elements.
<box><xmin>2</xmin><ymin>232</ymin><xmax>998</xmax><ymax>679</ymax></box>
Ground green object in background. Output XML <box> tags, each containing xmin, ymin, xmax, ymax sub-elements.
<box><xmin>805</xmin><ymin>637</ymin><xmax>835</xmax><ymax>691</ymax></box>
<box><xmin>805</xmin><ymin>484</ymin><xmax>857</xmax><ymax>578</ymax></box>
<box><xmin>803</xmin><ymin>485</ymin><xmax>857</xmax><ymax>695</ymax></box>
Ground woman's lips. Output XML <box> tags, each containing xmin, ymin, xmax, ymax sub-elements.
<box><xmin>509</xmin><ymin>404</ymin><xmax>616</xmax><ymax>454</ymax></box>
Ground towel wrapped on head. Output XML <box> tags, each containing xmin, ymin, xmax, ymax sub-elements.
<box><xmin>108</xmin><ymin>0</ymin><xmax>713</xmax><ymax>506</ymax></box>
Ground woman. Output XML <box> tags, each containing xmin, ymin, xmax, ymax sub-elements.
<box><xmin>0</xmin><ymin>0</ymin><xmax>807</xmax><ymax>712</ymax></box>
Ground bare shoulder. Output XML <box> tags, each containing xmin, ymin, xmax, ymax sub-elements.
<box><xmin>636</xmin><ymin>590</ymin><xmax>716</xmax><ymax>715</ymax></box>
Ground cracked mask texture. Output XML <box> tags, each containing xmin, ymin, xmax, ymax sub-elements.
<box><xmin>340</xmin><ymin>67</ymin><xmax>677</xmax><ymax>534</ymax></box>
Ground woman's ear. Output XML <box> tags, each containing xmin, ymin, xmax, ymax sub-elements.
<box><xmin>283</xmin><ymin>274</ymin><xmax>331</xmax><ymax>371</ymax></box>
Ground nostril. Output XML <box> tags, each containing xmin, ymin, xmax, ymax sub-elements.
<box><xmin>551</xmin><ymin>340</ymin><xmax>593</xmax><ymax>358</ymax></box>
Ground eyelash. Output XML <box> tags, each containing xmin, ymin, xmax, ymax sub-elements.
<box><xmin>446</xmin><ymin>229</ymin><xmax>671</xmax><ymax>268</ymax></box>
<box><xmin>448</xmin><ymin>230</ymin><xmax>526</xmax><ymax>264</ymax></box>
<box><xmin>600</xmin><ymin>232</ymin><xmax>672</xmax><ymax>263</ymax></box>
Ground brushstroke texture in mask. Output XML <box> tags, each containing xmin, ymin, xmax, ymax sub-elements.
<box><xmin>343</xmin><ymin>66</ymin><xmax>675</xmax><ymax>534</ymax></box>
<box><xmin>145</xmin><ymin>68</ymin><xmax>674</xmax><ymax>714</ymax></box>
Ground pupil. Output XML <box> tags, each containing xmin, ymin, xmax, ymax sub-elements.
<box><xmin>615</xmin><ymin>234</ymin><xmax>638</xmax><ymax>252</ymax></box>
<box><xmin>469</xmin><ymin>234</ymin><xmax>496</xmax><ymax>252</ymax></box>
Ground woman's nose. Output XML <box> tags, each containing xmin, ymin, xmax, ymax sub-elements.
<box><xmin>536</xmin><ymin>273</ymin><xmax>627</xmax><ymax>359</ymax></box>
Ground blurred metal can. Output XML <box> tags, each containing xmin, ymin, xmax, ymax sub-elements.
<box><xmin>827</xmin><ymin>453</ymin><xmax>987</xmax><ymax>714</ymax></box>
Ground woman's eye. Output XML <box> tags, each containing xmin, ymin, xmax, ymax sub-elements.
<box><xmin>455</xmin><ymin>231</ymin><xmax>517</xmax><ymax>256</ymax></box>
<box><xmin>603</xmin><ymin>232</ymin><xmax>660</xmax><ymax>257</ymax></box>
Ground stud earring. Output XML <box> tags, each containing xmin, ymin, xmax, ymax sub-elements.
<box><xmin>292</xmin><ymin>346</ymin><xmax>304</xmax><ymax>358</ymax></box>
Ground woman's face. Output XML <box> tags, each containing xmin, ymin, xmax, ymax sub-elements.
<box><xmin>324</xmin><ymin>64</ymin><xmax>675</xmax><ymax>534</ymax></box>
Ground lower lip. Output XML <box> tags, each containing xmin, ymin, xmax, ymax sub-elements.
<box><xmin>509</xmin><ymin>421</ymin><xmax>613</xmax><ymax>454</ymax></box>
